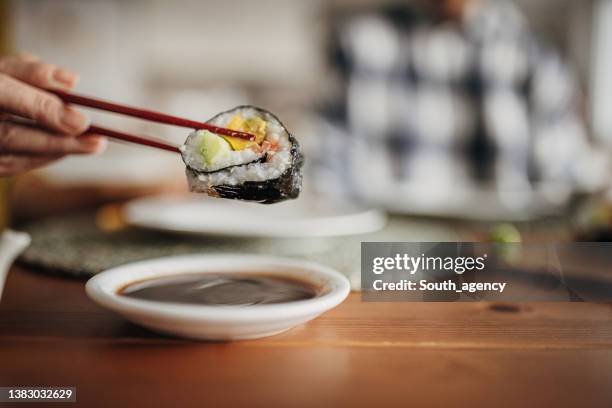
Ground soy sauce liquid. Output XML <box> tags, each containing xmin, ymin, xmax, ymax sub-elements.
<box><xmin>119</xmin><ymin>273</ymin><xmax>319</xmax><ymax>306</ymax></box>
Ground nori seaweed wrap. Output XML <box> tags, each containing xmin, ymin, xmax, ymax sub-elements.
<box><xmin>180</xmin><ymin>106</ymin><xmax>303</xmax><ymax>204</ymax></box>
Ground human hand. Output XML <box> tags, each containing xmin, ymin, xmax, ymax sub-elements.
<box><xmin>0</xmin><ymin>53</ymin><xmax>105</xmax><ymax>176</ymax></box>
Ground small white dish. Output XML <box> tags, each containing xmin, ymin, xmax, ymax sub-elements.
<box><xmin>122</xmin><ymin>195</ymin><xmax>386</xmax><ymax>238</ymax></box>
<box><xmin>0</xmin><ymin>230</ymin><xmax>31</xmax><ymax>301</ymax></box>
<box><xmin>86</xmin><ymin>254</ymin><xmax>350</xmax><ymax>341</ymax></box>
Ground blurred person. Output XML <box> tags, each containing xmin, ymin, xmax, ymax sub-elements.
<box><xmin>0</xmin><ymin>53</ymin><xmax>105</xmax><ymax>176</ymax></box>
<box><xmin>317</xmin><ymin>0</ymin><xmax>605</xmax><ymax>213</ymax></box>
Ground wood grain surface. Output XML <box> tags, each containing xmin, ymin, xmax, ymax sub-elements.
<box><xmin>1</xmin><ymin>266</ymin><xmax>612</xmax><ymax>408</ymax></box>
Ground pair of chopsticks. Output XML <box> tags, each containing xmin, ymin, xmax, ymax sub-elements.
<box><xmin>49</xmin><ymin>89</ymin><xmax>256</xmax><ymax>153</ymax></box>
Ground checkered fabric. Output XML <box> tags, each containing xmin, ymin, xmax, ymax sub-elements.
<box><xmin>316</xmin><ymin>0</ymin><xmax>604</xmax><ymax>211</ymax></box>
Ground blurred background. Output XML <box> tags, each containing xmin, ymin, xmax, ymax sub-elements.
<box><xmin>2</xmin><ymin>0</ymin><xmax>612</xmax><ymax>244</ymax></box>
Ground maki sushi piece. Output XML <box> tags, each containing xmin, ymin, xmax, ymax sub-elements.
<box><xmin>180</xmin><ymin>106</ymin><xmax>303</xmax><ymax>204</ymax></box>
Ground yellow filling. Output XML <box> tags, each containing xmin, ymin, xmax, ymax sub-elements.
<box><xmin>221</xmin><ymin>114</ymin><xmax>267</xmax><ymax>150</ymax></box>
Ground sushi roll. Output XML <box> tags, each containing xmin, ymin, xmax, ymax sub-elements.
<box><xmin>180</xmin><ymin>106</ymin><xmax>303</xmax><ymax>204</ymax></box>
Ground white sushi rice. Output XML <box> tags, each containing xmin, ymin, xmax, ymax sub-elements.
<box><xmin>181</xmin><ymin>107</ymin><xmax>293</xmax><ymax>188</ymax></box>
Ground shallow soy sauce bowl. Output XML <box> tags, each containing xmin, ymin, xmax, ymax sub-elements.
<box><xmin>85</xmin><ymin>254</ymin><xmax>350</xmax><ymax>341</ymax></box>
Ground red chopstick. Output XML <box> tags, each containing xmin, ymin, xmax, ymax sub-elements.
<box><xmin>88</xmin><ymin>125</ymin><xmax>181</xmax><ymax>153</ymax></box>
<box><xmin>50</xmin><ymin>89</ymin><xmax>255</xmax><ymax>141</ymax></box>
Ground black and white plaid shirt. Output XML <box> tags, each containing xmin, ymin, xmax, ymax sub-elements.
<box><xmin>315</xmin><ymin>0</ymin><xmax>605</xmax><ymax>215</ymax></box>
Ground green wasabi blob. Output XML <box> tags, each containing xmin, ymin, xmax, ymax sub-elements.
<box><xmin>198</xmin><ymin>130</ymin><xmax>232</xmax><ymax>166</ymax></box>
<box><xmin>490</xmin><ymin>223</ymin><xmax>522</xmax><ymax>243</ymax></box>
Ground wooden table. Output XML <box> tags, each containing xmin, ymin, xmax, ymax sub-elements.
<box><xmin>2</xmin><ymin>266</ymin><xmax>612</xmax><ymax>408</ymax></box>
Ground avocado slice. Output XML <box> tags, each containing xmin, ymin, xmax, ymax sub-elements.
<box><xmin>199</xmin><ymin>130</ymin><xmax>232</xmax><ymax>166</ymax></box>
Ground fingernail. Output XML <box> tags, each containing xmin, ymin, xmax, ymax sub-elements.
<box><xmin>52</xmin><ymin>68</ymin><xmax>78</xmax><ymax>88</ymax></box>
<box><xmin>78</xmin><ymin>136</ymin><xmax>107</xmax><ymax>154</ymax></box>
<box><xmin>61</xmin><ymin>107</ymin><xmax>89</xmax><ymax>133</ymax></box>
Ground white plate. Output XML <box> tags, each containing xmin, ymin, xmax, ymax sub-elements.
<box><xmin>86</xmin><ymin>254</ymin><xmax>350</xmax><ymax>341</ymax></box>
<box><xmin>123</xmin><ymin>195</ymin><xmax>386</xmax><ymax>238</ymax></box>
<box><xmin>362</xmin><ymin>183</ymin><xmax>568</xmax><ymax>221</ymax></box>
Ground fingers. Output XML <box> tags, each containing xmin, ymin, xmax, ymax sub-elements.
<box><xmin>0</xmin><ymin>53</ymin><xmax>87</xmax><ymax>135</ymax></box>
<box><xmin>14</xmin><ymin>52</ymin><xmax>39</xmax><ymax>63</ymax></box>
<box><xmin>0</xmin><ymin>154</ymin><xmax>65</xmax><ymax>177</ymax></box>
<box><xmin>0</xmin><ymin>54</ymin><xmax>100</xmax><ymax>176</ymax></box>
<box><xmin>0</xmin><ymin>53</ymin><xmax>78</xmax><ymax>90</ymax></box>
<box><xmin>0</xmin><ymin>120</ymin><xmax>106</xmax><ymax>155</ymax></box>
<box><xmin>0</xmin><ymin>74</ymin><xmax>89</xmax><ymax>135</ymax></box>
